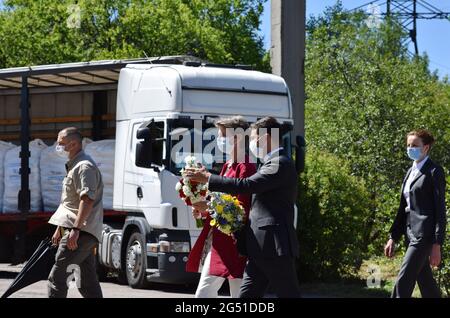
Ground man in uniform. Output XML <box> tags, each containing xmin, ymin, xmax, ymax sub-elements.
<box><xmin>47</xmin><ymin>127</ymin><xmax>104</xmax><ymax>298</ymax></box>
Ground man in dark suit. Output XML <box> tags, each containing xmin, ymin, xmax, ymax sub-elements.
<box><xmin>385</xmin><ymin>130</ymin><xmax>447</xmax><ymax>298</ymax></box>
<box><xmin>186</xmin><ymin>117</ymin><xmax>301</xmax><ymax>298</ymax></box>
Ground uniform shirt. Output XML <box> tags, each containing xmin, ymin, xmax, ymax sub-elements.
<box><xmin>48</xmin><ymin>150</ymin><xmax>104</xmax><ymax>242</ymax></box>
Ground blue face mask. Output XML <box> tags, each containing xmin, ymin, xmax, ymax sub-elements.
<box><xmin>407</xmin><ymin>147</ymin><xmax>423</xmax><ymax>161</ymax></box>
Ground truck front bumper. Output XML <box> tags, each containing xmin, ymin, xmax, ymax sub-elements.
<box><xmin>146</xmin><ymin>252</ymin><xmax>199</xmax><ymax>284</ymax></box>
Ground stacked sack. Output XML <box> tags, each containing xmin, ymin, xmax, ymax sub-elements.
<box><xmin>3</xmin><ymin>139</ymin><xmax>47</xmax><ymax>213</ymax></box>
<box><xmin>85</xmin><ymin>140</ymin><xmax>115</xmax><ymax>210</ymax></box>
<box><xmin>40</xmin><ymin>138</ymin><xmax>93</xmax><ymax>212</ymax></box>
<box><xmin>0</xmin><ymin>141</ymin><xmax>16</xmax><ymax>213</ymax></box>
<box><xmin>39</xmin><ymin>143</ymin><xmax>68</xmax><ymax>212</ymax></box>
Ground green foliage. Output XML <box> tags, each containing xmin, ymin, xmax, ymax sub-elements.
<box><xmin>305</xmin><ymin>3</ymin><xmax>450</xmax><ymax>256</ymax></box>
<box><xmin>297</xmin><ymin>147</ymin><xmax>372</xmax><ymax>281</ymax></box>
<box><xmin>299</xmin><ymin>4</ymin><xmax>450</xmax><ymax>295</ymax></box>
<box><xmin>437</xmin><ymin>175</ymin><xmax>450</xmax><ymax>297</ymax></box>
<box><xmin>0</xmin><ymin>0</ymin><xmax>269</xmax><ymax>70</ymax></box>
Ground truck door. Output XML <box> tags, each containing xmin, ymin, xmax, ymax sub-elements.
<box><xmin>126</xmin><ymin>120</ymin><xmax>165</xmax><ymax>212</ymax></box>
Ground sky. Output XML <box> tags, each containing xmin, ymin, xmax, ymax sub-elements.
<box><xmin>259</xmin><ymin>0</ymin><xmax>450</xmax><ymax>79</ymax></box>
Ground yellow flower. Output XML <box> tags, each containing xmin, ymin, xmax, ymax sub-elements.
<box><xmin>222</xmin><ymin>194</ymin><xmax>233</xmax><ymax>201</ymax></box>
<box><xmin>222</xmin><ymin>225</ymin><xmax>232</xmax><ymax>235</ymax></box>
<box><xmin>210</xmin><ymin>219</ymin><xmax>216</xmax><ymax>226</ymax></box>
<box><xmin>216</xmin><ymin>205</ymin><xmax>224</xmax><ymax>214</ymax></box>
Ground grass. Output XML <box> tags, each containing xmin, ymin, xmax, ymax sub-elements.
<box><xmin>300</xmin><ymin>281</ymin><xmax>391</xmax><ymax>298</ymax></box>
<box><xmin>300</xmin><ymin>255</ymin><xmax>447</xmax><ymax>298</ymax></box>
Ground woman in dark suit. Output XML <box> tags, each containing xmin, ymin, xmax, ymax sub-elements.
<box><xmin>385</xmin><ymin>129</ymin><xmax>447</xmax><ymax>298</ymax></box>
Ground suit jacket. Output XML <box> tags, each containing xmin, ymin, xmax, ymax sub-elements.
<box><xmin>390</xmin><ymin>159</ymin><xmax>447</xmax><ymax>245</ymax></box>
<box><xmin>208</xmin><ymin>150</ymin><xmax>299</xmax><ymax>258</ymax></box>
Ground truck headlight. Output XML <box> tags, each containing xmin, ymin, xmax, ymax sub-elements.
<box><xmin>170</xmin><ymin>242</ymin><xmax>190</xmax><ymax>253</ymax></box>
<box><xmin>159</xmin><ymin>241</ymin><xmax>190</xmax><ymax>253</ymax></box>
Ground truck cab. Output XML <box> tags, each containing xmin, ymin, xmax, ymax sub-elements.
<box><xmin>105</xmin><ymin>63</ymin><xmax>300</xmax><ymax>288</ymax></box>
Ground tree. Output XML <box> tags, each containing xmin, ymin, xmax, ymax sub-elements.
<box><xmin>305</xmin><ymin>3</ymin><xmax>450</xmax><ymax>253</ymax></box>
<box><xmin>298</xmin><ymin>148</ymin><xmax>372</xmax><ymax>280</ymax></box>
<box><xmin>0</xmin><ymin>0</ymin><xmax>269</xmax><ymax>70</ymax></box>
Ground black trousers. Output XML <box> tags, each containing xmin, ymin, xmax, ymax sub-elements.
<box><xmin>239</xmin><ymin>257</ymin><xmax>301</xmax><ymax>298</ymax></box>
<box><xmin>392</xmin><ymin>241</ymin><xmax>441</xmax><ymax>298</ymax></box>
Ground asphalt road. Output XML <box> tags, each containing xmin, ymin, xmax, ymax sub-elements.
<box><xmin>0</xmin><ymin>263</ymin><xmax>201</xmax><ymax>298</ymax></box>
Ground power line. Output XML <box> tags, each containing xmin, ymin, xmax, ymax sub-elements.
<box><xmin>428</xmin><ymin>59</ymin><xmax>450</xmax><ymax>72</ymax></box>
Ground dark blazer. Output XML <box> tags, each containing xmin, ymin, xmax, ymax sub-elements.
<box><xmin>390</xmin><ymin>158</ymin><xmax>447</xmax><ymax>245</ymax></box>
<box><xmin>208</xmin><ymin>150</ymin><xmax>299</xmax><ymax>258</ymax></box>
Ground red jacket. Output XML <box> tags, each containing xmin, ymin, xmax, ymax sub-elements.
<box><xmin>186</xmin><ymin>158</ymin><xmax>256</xmax><ymax>278</ymax></box>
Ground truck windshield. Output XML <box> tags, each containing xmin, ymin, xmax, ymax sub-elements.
<box><xmin>167</xmin><ymin>118</ymin><xmax>224</xmax><ymax>176</ymax></box>
<box><xmin>166</xmin><ymin>118</ymin><xmax>293</xmax><ymax>176</ymax></box>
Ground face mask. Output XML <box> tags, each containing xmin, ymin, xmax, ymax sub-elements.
<box><xmin>217</xmin><ymin>136</ymin><xmax>234</xmax><ymax>155</ymax></box>
<box><xmin>55</xmin><ymin>144</ymin><xmax>70</xmax><ymax>160</ymax></box>
<box><xmin>250</xmin><ymin>136</ymin><xmax>265</xmax><ymax>159</ymax></box>
<box><xmin>407</xmin><ymin>146</ymin><xmax>423</xmax><ymax>161</ymax></box>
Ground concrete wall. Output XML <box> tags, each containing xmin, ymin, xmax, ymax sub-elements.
<box><xmin>271</xmin><ymin>0</ymin><xmax>306</xmax><ymax>138</ymax></box>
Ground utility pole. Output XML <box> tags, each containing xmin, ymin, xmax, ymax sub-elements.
<box><xmin>270</xmin><ymin>0</ymin><xmax>306</xmax><ymax>138</ymax></box>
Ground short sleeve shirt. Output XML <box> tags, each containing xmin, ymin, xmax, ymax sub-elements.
<box><xmin>48</xmin><ymin>150</ymin><xmax>104</xmax><ymax>241</ymax></box>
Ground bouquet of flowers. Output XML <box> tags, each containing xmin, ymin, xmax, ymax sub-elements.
<box><xmin>175</xmin><ymin>156</ymin><xmax>208</xmax><ymax>227</ymax></box>
<box><xmin>207</xmin><ymin>192</ymin><xmax>246</xmax><ymax>236</ymax></box>
<box><xmin>175</xmin><ymin>156</ymin><xmax>208</xmax><ymax>206</ymax></box>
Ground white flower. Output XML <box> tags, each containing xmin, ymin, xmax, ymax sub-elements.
<box><xmin>184</xmin><ymin>156</ymin><xmax>197</xmax><ymax>167</ymax></box>
<box><xmin>175</xmin><ymin>182</ymin><xmax>182</xmax><ymax>191</ymax></box>
<box><xmin>196</xmin><ymin>184</ymin><xmax>206</xmax><ymax>192</ymax></box>
<box><xmin>182</xmin><ymin>185</ymin><xmax>192</xmax><ymax>197</ymax></box>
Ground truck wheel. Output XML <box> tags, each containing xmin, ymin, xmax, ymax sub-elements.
<box><xmin>96</xmin><ymin>263</ymin><xmax>109</xmax><ymax>282</ymax></box>
<box><xmin>94</xmin><ymin>252</ymin><xmax>109</xmax><ymax>282</ymax></box>
<box><xmin>117</xmin><ymin>270</ymin><xmax>128</xmax><ymax>285</ymax></box>
<box><xmin>125</xmin><ymin>231</ymin><xmax>149</xmax><ymax>289</ymax></box>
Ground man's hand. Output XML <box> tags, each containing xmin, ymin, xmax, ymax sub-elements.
<box><xmin>67</xmin><ymin>229</ymin><xmax>80</xmax><ymax>251</ymax></box>
<box><xmin>430</xmin><ymin>244</ymin><xmax>441</xmax><ymax>268</ymax></box>
<box><xmin>51</xmin><ymin>227</ymin><xmax>62</xmax><ymax>246</ymax></box>
<box><xmin>192</xmin><ymin>201</ymin><xmax>209</xmax><ymax>213</ymax></box>
<box><xmin>384</xmin><ymin>239</ymin><xmax>395</xmax><ymax>258</ymax></box>
<box><xmin>184</xmin><ymin>167</ymin><xmax>211</xmax><ymax>184</ymax></box>
<box><xmin>192</xmin><ymin>208</ymin><xmax>202</xmax><ymax>219</ymax></box>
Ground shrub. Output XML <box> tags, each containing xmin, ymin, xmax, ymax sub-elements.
<box><xmin>297</xmin><ymin>148</ymin><xmax>372</xmax><ymax>281</ymax></box>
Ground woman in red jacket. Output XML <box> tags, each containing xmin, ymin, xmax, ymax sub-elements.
<box><xmin>186</xmin><ymin>116</ymin><xmax>256</xmax><ymax>298</ymax></box>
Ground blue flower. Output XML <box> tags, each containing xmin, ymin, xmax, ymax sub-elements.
<box><xmin>218</xmin><ymin>217</ymin><xmax>228</xmax><ymax>226</ymax></box>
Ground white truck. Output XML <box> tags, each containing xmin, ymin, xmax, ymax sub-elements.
<box><xmin>0</xmin><ymin>58</ymin><xmax>304</xmax><ymax>289</ymax></box>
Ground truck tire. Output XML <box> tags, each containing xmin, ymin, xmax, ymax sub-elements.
<box><xmin>95</xmin><ymin>258</ymin><xmax>109</xmax><ymax>282</ymax></box>
<box><xmin>117</xmin><ymin>270</ymin><xmax>128</xmax><ymax>285</ymax></box>
<box><xmin>125</xmin><ymin>231</ymin><xmax>149</xmax><ymax>289</ymax></box>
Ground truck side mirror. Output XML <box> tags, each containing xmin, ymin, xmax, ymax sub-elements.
<box><xmin>136</xmin><ymin>126</ymin><xmax>153</xmax><ymax>169</ymax></box>
<box><xmin>135</xmin><ymin>120</ymin><xmax>165</xmax><ymax>171</ymax></box>
<box><xmin>295</xmin><ymin>135</ymin><xmax>306</xmax><ymax>173</ymax></box>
